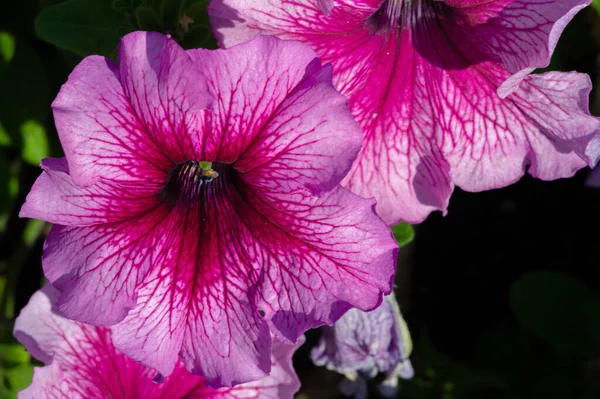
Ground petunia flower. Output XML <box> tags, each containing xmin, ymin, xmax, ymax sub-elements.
<box><xmin>14</xmin><ymin>284</ymin><xmax>303</xmax><ymax>399</ymax></box>
<box><xmin>19</xmin><ymin>31</ymin><xmax>397</xmax><ymax>387</ymax></box>
<box><xmin>311</xmin><ymin>293</ymin><xmax>413</xmax><ymax>399</ymax></box>
<box><xmin>209</xmin><ymin>0</ymin><xmax>600</xmax><ymax>224</ymax></box>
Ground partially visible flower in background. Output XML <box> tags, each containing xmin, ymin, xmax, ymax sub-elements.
<box><xmin>19</xmin><ymin>31</ymin><xmax>398</xmax><ymax>387</ymax></box>
<box><xmin>209</xmin><ymin>0</ymin><xmax>600</xmax><ymax>224</ymax></box>
<box><xmin>14</xmin><ymin>284</ymin><xmax>303</xmax><ymax>399</ymax></box>
<box><xmin>311</xmin><ymin>293</ymin><xmax>413</xmax><ymax>399</ymax></box>
<box><xmin>586</xmin><ymin>162</ymin><xmax>600</xmax><ymax>187</ymax></box>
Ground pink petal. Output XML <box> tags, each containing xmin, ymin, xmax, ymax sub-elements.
<box><xmin>20</xmin><ymin>158</ymin><xmax>161</xmax><ymax>225</ymax></box>
<box><xmin>464</xmin><ymin>0</ymin><xmax>592</xmax><ymax>97</ymax></box>
<box><xmin>52</xmin><ymin>32</ymin><xmax>211</xmax><ymax>187</ymax></box>
<box><xmin>14</xmin><ymin>285</ymin><xmax>303</xmax><ymax>399</ymax></box>
<box><xmin>210</xmin><ymin>0</ymin><xmax>600</xmax><ymax>224</ymax></box>
<box><xmin>316</xmin><ymin>0</ymin><xmax>334</xmax><ymax>15</ymax></box>
<box><xmin>108</xmin><ymin>213</ymin><xmax>272</xmax><ymax>385</ymax></box>
<box><xmin>117</xmin><ymin>32</ymin><xmax>212</xmax><ymax>162</ymax></box>
<box><xmin>41</xmin><ymin>202</ymin><xmax>177</xmax><ymax>326</ymax></box>
<box><xmin>188</xmin><ymin>35</ymin><xmax>362</xmax><ymax>193</ymax></box>
<box><xmin>235</xmin><ymin>181</ymin><xmax>398</xmax><ymax>341</ymax></box>
<box><xmin>188</xmin><ymin>338</ymin><xmax>304</xmax><ymax>398</ymax></box>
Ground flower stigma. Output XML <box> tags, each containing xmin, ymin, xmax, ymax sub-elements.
<box><xmin>162</xmin><ymin>160</ymin><xmax>223</xmax><ymax>207</ymax></box>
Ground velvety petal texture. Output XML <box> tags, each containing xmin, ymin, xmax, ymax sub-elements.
<box><xmin>209</xmin><ymin>0</ymin><xmax>600</xmax><ymax>224</ymax></box>
<box><xmin>20</xmin><ymin>32</ymin><xmax>397</xmax><ymax>387</ymax></box>
<box><xmin>14</xmin><ymin>284</ymin><xmax>302</xmax><ymax>399</ymax></box>
<box><xmin>311</xmin><ymin>293</ymin><xmax>413</xmax><ymax>398</ymax></box>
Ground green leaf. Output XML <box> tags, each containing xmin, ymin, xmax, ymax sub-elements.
<box><xmin>135</xmin><ymin>6</ymin><xmax>163</xmax><ymax>31</ymax></box>
<box><xmin>0</xmin><ymin>32</ymin><xmax>15</xmax><ymax>63</ymax></box>
<box><xmin>180</xmin><ymin>24</ymin><xmax>217</xmax><ymax>50</ymax></box>
<box><xmin>593</xmin><ymin>0</ymin><xmax>600</xmax><ymax>14</ymax></box>
<box><xmin>510</xmin><ymin>271</ymin><xmax>592</xmax><ymax>353</ymax></box>
<box><xmin>184</xmin><ymin>0</ymin><xmax>210</xmax><ymax>27</ymax></box>
<box><xmin>20</xmin><ymin>121</ymin><xmax>49</xmax><ymax>166</ymax></box>
<box><xmin>0</xmin><ymin>36</ymin><xmax>51</xmax><ymax>148</ymax></box>
<box><xmin>0</xmin><ymin>152</ymin><xmax>10</xmax><ymax>214</ymax></box>
<box><xmin>35</xmin><ymin>0</ymin><xmax>131</xmax><ymax>57</ymax></box>
<box><xmin>0</xmin><ymin>122</ymin><xmax>10</xmax><ymax>147</ymax></box>
<box><xmin>160</xmin><ymin>0</ymin><xmax>187</xmax><ymax>29</ymax></box>
<box><xmin>0</xmin><ymin>278</ymin><xmax>5</xmax><ymax>306</ymax></box>
<box><xmin>0</xmin><ymin>344</ymin><xmax>30</xmax><ymax>367</ymax></box>
<box><xmin>3</xmin><ymin>364</ymin><xmax>34</xmax><ymax>393</ymax></box>
<box><xmin>391</xmin><ymin>222</ymin><xmax>415</xmax><ymax>247</ymax></box>
<box><xmin>23</xmin><ymin>219</ymin><xmax>46</xmax><ymax>247</ymax></box>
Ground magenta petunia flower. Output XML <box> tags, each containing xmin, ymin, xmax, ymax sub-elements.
<box><xmin>19</xmin><ymin>31</ymin><xmax>397</xmax><ymax>386</ymax></box>
<box><xmin>209</xmin><ymin>0</ymin><xmax>600</xmax><ymax>224</ymax></box>
<box><xmin>311</xmin><ymin>293</ymin><xmax>413</xmax><ymax>398</ymax></box>
<box><xmin>14</xmin><ymin>284</ymin><xmax>303</xmax><ymax>399</ymax></box>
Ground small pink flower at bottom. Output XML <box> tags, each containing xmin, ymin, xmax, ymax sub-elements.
<box><xmin>209</xmin><ymin>0</ymin><xmax>600</xmax><ymax>224</ymax></box>
<box><xmin>19</xmin><ymin>31</ymin><xmax>397</xmax><ymax>387</ymax></box>
<box><xmin>14</xmin><ymin>284</ymin><xmax>303</xmax><ymax>399</ymax></box>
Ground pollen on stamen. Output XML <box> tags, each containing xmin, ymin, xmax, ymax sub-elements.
<box><xmin>161</xmin><ymin>160</ymin><xmax>222</xmax><ymax>206</ymax></box>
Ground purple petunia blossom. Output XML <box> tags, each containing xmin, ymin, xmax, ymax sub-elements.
<box><xmin>14</xmin><ymin>284</ymin><xmax>303</xmax><ymax>399</ymax></box>
<box><xmin>209</xmin><ymin>0</ymin><xmax>600</xmax><ymax>224</ymax></box>
<box><xmin>20</xmin><ymin>31</ymin><xmax>398</xmax><ymax>387</ymax></box>
<box><xmin>311</xmin><ymin>293</ymin><xmax>413</xmax><ymax>399</ymax></box>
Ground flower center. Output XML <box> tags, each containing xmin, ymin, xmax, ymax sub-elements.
<box><xmin>384</xmin><ymin>0</ymin><xmax>410</xmax><ymax>28</ymax></box>
<box><xmin>370</xmin><ymin>0</ymin><xmax>440</xmax><ymax>33</ymax></box>
<box><xmin>161</xmin><ymin>161</ymin><xmax>225</xmax><ymax>207</ymax></box>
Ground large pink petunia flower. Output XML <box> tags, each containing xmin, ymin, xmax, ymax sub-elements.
<box><xmin>19</xmin><ymin>31</ymin><xmax>397</xmax><ymax>387</ymax></box>
<box><xmin>14</xmin><ymin>284</ymin><xmax>303</xmax><ymax>399</ymax></box>
<box><xmin>209</xmin><ymin>0</ymin><xmax>600</xmax><ymax>224</ymax></box>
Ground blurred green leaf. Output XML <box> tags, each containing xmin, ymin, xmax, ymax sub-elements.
<box><xmin>0</xmin><ymin>152</ymin><xmax>9</xmax><ymax>214</ymax></box>
<box><xmin>0</xmin><ymin>122</ymin><xmax>10</xmax><ymax>147</ymax></box>
<box><xmin>593</xmin><ymin>0</ymin><xmax>600</xmax><ymax>14</ymax></box>
<box><xmin>0</xmin><ymin>344</ymin><xmax>30</xmax><ymax>367</ymax></box>
<box><xmin>180</xmin><ymin>24</ymin><xmax>217</xmax><ymax>49</ymax></box>
<box><xmin>0</xmin><ymin>36</ymin><xmax>51</xmax><ymax>148</ymax></box>
<box><xmin>23</xmin><ymin>219</ymin><xmax>47</xmax><ymax>247</ymax></box>
<box><xmin>20</xmin><ymin>121</ymin><xmax>49</xmax><ymax>166</ymax></box>
<box><xmin>35</xmin><ymin>0</ymin><xmax>131</xmax><ymax>57</ymax></box>
<box><xmin>179</xmin><ymin>0</ymin><xmax>217</xmax><ymax>49</ymax></box>
<box><xmin>0</xmin><ymin>144</ymin><xmax>20</xmax><ymax>231</ymax></box>
<box><xmin>3</xmin><ymin>363</ymin><xmax>34</xmax><ymax>394</ymax></box>
<box><xmin>391</xmin><ymin>222</ymin><xmax>415</xmax><ymax>247</ymax></box>
<box><xmin>0</xmin><ymin>32</ymin><xmax>15</xmax><ymax>63</ymax></box>
<box><xmin>184</xmin><ymin>0</ymin><xmax>210</xmax><ymax>26</ymax></box>
<box><xmin>135</xmin><ymin>6</ymin><xmax>163</xmax><ymax>31</ymax></box>
<box><xmin>510</xmin><ymin>271</ymin><xmax>592</xmax><ymax>353</ymax></box>
<box><xmin>0</xmin><ymin>278</ymin><xmax>5</xmax><ymax>306</ymax></box>
<box><xmin>160</xmin><ymin>0</ymin><xmax>187</xmax><ymax>29</ymax></box>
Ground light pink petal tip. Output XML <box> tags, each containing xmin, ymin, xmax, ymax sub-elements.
<box><xmin>209</xmin><ymin>0</ymin><xmax>600</xmax><ymax>224</ymax></box>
